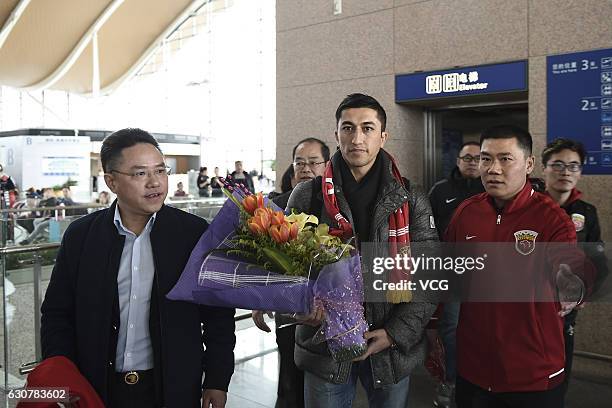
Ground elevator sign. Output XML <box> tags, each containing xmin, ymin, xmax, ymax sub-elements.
<box><xmin>547</xmin><ymin>48</ymin><xmax>612</xmax><ymax>175</ymax></box>
<box><xmin>395</xmin><ymin>61</ymin><xmax>527</xmax><ymax>102</ymax></box>
<box><xmin>426</xmin><ymin>71</ymin><xmax>487</xmax><ymax>94</ymax></box>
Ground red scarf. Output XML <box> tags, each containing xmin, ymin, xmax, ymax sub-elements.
<box><xmin>322</xmin><ymin>150</ymin><xmax>412</xmax><ymax>303</ymax></box>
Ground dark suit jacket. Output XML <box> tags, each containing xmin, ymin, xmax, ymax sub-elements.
<box><xmin>41</xmin><ymin>201</ymin><xmax>235</xmax><ymax>407</ymax></box>
<box><xmin>230</xmin><ymin>170</ymin><xmax>255</xmax><ymax>193</ymax></box>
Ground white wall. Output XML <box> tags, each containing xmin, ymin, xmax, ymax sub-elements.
<box><xmin>1</xmin><ymin>135</ymin><xmax>91</xmax><ymax>201</ymax></box>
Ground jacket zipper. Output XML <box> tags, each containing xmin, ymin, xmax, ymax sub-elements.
<box><xmin>490</xmin><ymin>208</ymin><xmax>502</xmax><ymax>389</ymax></box>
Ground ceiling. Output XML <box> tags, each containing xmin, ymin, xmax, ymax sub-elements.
<box><xmin>0</xmin><ymin>0</ymin><xmax>209</xmax><ymax>95</ymax></box>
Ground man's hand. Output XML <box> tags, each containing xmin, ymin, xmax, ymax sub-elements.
<box><xmin>251</xmin><ymin>310</ymin><xmax>274</xmax><ymax>332</ymax></box>
<box><xmin>353</xmin><ymin>329</ymin><xmax>393</xmax><ymax>361</ymax></box>
<box><xmin>202</xmin><ymin>389</ymin><xmax>227</xmax><ymax>408</ymax></box>
<box><xmin>556</xmin><ymin>263</ymin><xmax>585</xmax><ymax>317</ymax></box>
<box><xmin>294</xmin><ymin>300</ymin><xmax>325</xmax><ymax>327</ymax></box>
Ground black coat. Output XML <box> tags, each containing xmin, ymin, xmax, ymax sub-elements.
<box><xmin>562</xmin><ymin>190</ymin><xmax>609</xmax><ymax>297</ymax></box>
<box><xmin>41</xmin><ymin>202</ymin><xmax>235</xmax><ymax>407</ymax></box>
<box><xmin>230</xmin><ymin>170</ymin><xmax>255</xmax><ymax>193</ymax></box>
<box><xmin>286</xmin><ymin>152</ymin><xmax>439</xmax><ymax>387</ymax></box>
<box><xmin>428</xmin><ymin>167</ymin><xmax>484</xmax><ymax>239</ymax></box>
<box><xmin>270</xmin><ymin>189</ymin><xmax>293</xmax><ymax>210</ymax></box>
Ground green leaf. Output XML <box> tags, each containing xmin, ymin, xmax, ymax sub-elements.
<box><xmin>262</xmin><ymin>247</ymin><xmax>295</xmax><ymax>275</ymax></box>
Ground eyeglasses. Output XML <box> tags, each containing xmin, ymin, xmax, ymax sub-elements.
<box><xmin>293</xmin><ymin>161</ymin><xmax>325</xmax><ymax>169</ymax></box>
<box><xmin>110</xmin><ymin>166</ymin><xmax>172</xmax><ymax>180</ymax></box>
<box><xmin>547</xmin><ymin>162</ymin><xmax>582</xmax><ymax>172</ymax></box>
<box><xmin>458</xmin><ymin>155</ymin><xmax>480</xmax><ymax>163</ymax></box>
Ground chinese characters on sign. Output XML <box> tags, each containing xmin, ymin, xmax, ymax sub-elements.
<box><xmin>395</xmin><ymin>61</ymin><xmax>527</xmax><ymax>102</ymax></box>
<box><xmin>426</xmin><ymin>71</ymin><xmax>486</xmax><ymax>94</ymax></box>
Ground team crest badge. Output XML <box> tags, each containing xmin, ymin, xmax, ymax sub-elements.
<box><xmin>514</xmin><ymin>230</ymin><xmax>538</xmax><ymax>255</ymax></box>
<box><xmin>571</xmin><ymin>213</ymin><xmax>585</xmax><ymax>232</ymax></box>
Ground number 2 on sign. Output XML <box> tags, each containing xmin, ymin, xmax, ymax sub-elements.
<box><xmin>581</xmin><ymin>100</ymin><xmax>590</xmax><ymax>111</ymax></box>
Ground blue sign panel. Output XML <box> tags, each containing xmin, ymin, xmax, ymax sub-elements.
<box><xmin>395</xmin><ymin>61</ymin><xmax>528</xmax><ymax>102</ymax></box>
<box><xmin>547</xmin><ymin>49</ymin><xmax>612</xmax><ymax>174</ymax></box>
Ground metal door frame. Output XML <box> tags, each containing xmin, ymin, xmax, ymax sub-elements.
<box><xmin>423</xmin><ymin>100</ymin><xmax>528</xmax><ymax>190</ymax></box>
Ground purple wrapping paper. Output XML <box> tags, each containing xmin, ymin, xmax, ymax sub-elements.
<box><xmin>167</xmin><ymin>192</ymin><xmax>367</xmax><ymax>361</ymax></box>
<box><xmin>192</xmin><ymin>253</ymin><xmax>312</xmax><ymax>313</ymax></box>
<box><xmin>315</xmin><ymin>256</ymin><xmax>368</xmax><ymax>362</ymax></box>
<box><xmin>167</xmin><ymin>191</ymin><xmax>281</xmax><ymax>303</ymax></box>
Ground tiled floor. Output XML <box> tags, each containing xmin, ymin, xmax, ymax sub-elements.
<box><xmin>1</xmin><ymin>291</ymin><xmax>610</xmax><ymax>407</ymax></box>
<box><xmin>230</xmin><ymin>322</ymin><xmax>278</xmax><ymax>408</ymax></box>
<box><xmin>229</xmin><ymin>317</ymin><xmax>612</xmax><ymax>408</ymax></box>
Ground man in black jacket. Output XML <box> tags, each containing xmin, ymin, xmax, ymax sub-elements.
<box><xmin>41</xmin><ymin>128</ymin><xmax>235</xmax><ymax>408</ymax></box>
<box><xmin>542</xmin><ymin>138</ymin><xmax>609</xmax><ymax>398</ymax></box>
<box><xmin>268</xmin><ymin>138</ymin><xmax>330</xmax><ymax>210</ymax></box>
<box><xmin>287</xmin><ymin>94</ymin><xmax>438</xmax><ymax>407</ymax></box>
<box><xmin>428</xmin><ymin>141</ymin><xmax>484</xmax><ymax>238</ymax></box>
<box><xmin>428</xmin><ymin>141</ymin><xmax>484</xmax><ymax>408</ymax></box>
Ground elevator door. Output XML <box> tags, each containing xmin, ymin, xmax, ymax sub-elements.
<box><xmin>424</xmin><ymin>103</ymin><xmax>528</xmax><ymax>190</ymax></box>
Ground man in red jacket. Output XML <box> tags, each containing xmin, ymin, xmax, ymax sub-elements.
<box><xmin>445</xmin><ymin>126</ymin><xmax>593</xmax><ymax>407</ymax></box>
<box><xmin>541</xmin><ymin>138</ymin><xmax>609</xmax><ymax>399</ymax></box>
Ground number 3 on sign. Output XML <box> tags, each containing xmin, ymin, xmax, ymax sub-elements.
<box><xmin>581</xmin><ymin>59</ymin><xmax>590</xmax><ymax>70</ymax></box>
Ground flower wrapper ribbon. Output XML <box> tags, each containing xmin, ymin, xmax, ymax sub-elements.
<box><xmin>191</xmin><ymin>253</ymin><xmax>312</xmax><ymax>313</ymax></box>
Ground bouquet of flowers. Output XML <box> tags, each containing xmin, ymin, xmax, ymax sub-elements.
<box><xmin>167</xmin><ymin>182</ymin><xmax>368</xmax><ymax>362</ymax></box>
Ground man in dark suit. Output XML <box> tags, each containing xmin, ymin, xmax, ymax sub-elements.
<box><xmin>41</xmin><ymin>128</ymin><xmax>236</xmax><ymax>408</ymax></box>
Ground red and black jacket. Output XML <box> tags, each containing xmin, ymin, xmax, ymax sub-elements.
<box><xmin>559</xmin><ymin>189</ymin><xmax>609</xmax><ymax>300</ymax></box>
<box><xmin>445</xmin><ymin>181</ymin><xmax>595</xmax><ymax>392</ymax></box>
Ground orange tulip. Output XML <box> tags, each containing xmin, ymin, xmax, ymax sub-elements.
<box><xmin>249</xmin><ymin>208</ymin><xmax>271</xmax><ymax>235</ymax></box>
<box><xmin>269</xmin><ymin>223</ymin><xmax>291</xmax><ymax>244</ymax></box>
<box><xmin>248</xmin><ymin>220</ymin><xmax>267</xmax><ymax>235</ymax></box>
<box><xmin>243</xmin><ymin>192</ymin><xmax>267</xmax><ymax>215</ymax></box>
<box><xmin>242</xmin><ymin>195</ymin><xmax>258</xmax><ymax>215</ymax></box>
<box><xmin>270</xmin><ymin>210</ymin><xmax>285</xmax><ymax>226</ymax></box>
<box><xmin>256</xmin><ymin>192</ymin><xmax>265</xmax><ymax>209</ymax></box>
<box><xmin>254</xmin><ymin>208</ymin><xmax>272</xmax><ymax>227</ymax></box>
<box><xmin>289</xmin><ymin>222</ymin><xmax>299</xmax><ymax>240</ymax></box>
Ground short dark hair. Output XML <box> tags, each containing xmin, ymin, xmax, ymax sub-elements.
<box><xmin>458</xmin><ymin>141</ymin><xmax>480</xmax><ymax>156</ymax></box>
<box><xmin>200</xmin><ymin>166</ymin><xmax>207</xmax><ymax>172</ymax></box>
<box><xmin>100</xmin><ymin>128</ymin><xmax>162</xmax><ymax>172</ymax></box>
<box><xmin>280</xmin><ymin>165</ymin><xmax>294</xmax><ymax>193</ymax></box>
<box><xmin>335</xmin><ymin>93</ymin><xmax>387</xmax><ymax>132</ymax></box>
<box><xmin>480</xmin><ymin>125</ymin><xmax>532</xmax><ymax>156</ymax></box>
<box><xmin>292</xmin><ymin>138</ymin><xmax>330</xmax><ymax>162</ymax></box>
<box><xmin>542</xmin><ymin>138</ymin><xmax>586</xmax><ymax>165</ymax></box>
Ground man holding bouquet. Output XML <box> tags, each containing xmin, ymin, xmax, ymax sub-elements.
<box><xmin>41</xmin><ymin>128</ymin><xmax>235</xmax><ymax>408</ymax></box>
<box><xmin>287</xmin><ymin>93</ymin><xmax>439</xmax><ymax>407</ymax></box>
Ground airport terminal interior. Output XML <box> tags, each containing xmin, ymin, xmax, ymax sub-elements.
<box><xmin>0</xmin><ymin>0</ymin><xmax>611</xmax><ymax>407</ymax></box>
